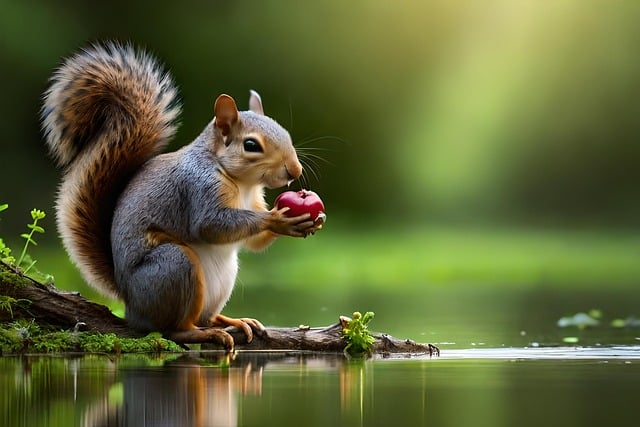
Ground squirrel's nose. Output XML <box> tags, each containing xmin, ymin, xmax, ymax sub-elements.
<box><xmin>286</xmin><ymin>160</ymin><xmax>303</xmax><ymax>181</ymax></box>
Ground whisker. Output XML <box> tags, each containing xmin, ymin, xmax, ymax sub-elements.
<box><xmin>301</xmin><ymin>155</ymin><xmax>323</xmax><ymax>182</ymax></box>
<box><xmin>299</xmin><ymin>154</ymin><xmax>333</xmax><ymax>172</ymax></box>
<box><xmin>295</xmin><ymin>135</ymin><xmax>347</xmax><ymax>148</ymax></box>
<box><xmin>288</xmin><ymin>98</ymin><xmax>294</xmax><ymax>131</ymax></box>
<box><xmin>297</xmin><ymin>150</ymin><xmax>325</xmax><ymax>167</ymax></box>
<box><xmin>298</xmin><ymin>151</ymin><xmax>333</xmax><ymax>164</ymax></box>
<box><xmin>295</xmin><ymin>146</ymin><xmax>335</xmax><ymax>155</ymax></box>
<box><xmin>294</xmin><ymin>132</ymin><xmax>344</xmax><ymax>187</ymax></box>
<box><xmin>298</xmin><ymin>170</ymin><xmax>308</xmax><ymax>189</ymax></box>
<box><xmin>300</xmin><ymin>162</ymin><xmax>314</xmax><ymax>188</ymax></box>
<box><xmin>300</xmin><ymin>159</ymin><xmax>319</xmax><ymax>180</ymax></box>
<box><xmin>298</xmin><ymin>156</ymin><xmax>316</xmax><ymax>183</ymax></box>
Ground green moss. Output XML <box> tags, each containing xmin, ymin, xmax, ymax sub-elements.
<box><xmin>78</xmin><ymin>332</ymin><xmax>183</xmax><ymax>353</ymax></box>
<box><xmin>33</xmin><ymin>330</ymin><xmax>76</xmax><ymax>352</ymax></box>
<box><xmin>0</xmin><ymin>295</ymin><xmax>31</xmax><ymax>319</ymax></box>
<box><xmin>0</xmin><ymin>262</ymin><xmax>31</xmax><ymax>289</ymax></box>
<box><xmin>0</xmin><ymin>326</ymin><xmax>26</xmax><ymax>353</ymax></box>
<box><xmin>1</xmin><ymin>260</ymin><xmax>184</xmax><ymax>355</ymax></box>
<box><xmin>0</xmin><ymin>322</ymin><xmax>184</xmax><ymax>355</ymax></box>
<box><xmin>0</xmin><ymin>296</ymin><xmax>18</xmax><ymax>317</ymax></box>
<box><xmin>0</xmin><ymin>328</ymin><xmax>185</xmax><ymax>354</ymax></box>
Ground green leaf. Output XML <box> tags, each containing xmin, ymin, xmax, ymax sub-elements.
<box><xmin>361</xmin><ymin>311</ymin><xmax>375</xmax><ymax>325</ymax></box>
<box><xmin>0</xmin><ymin>203</ymin><xmax>8</xmax><ymax>212</ymax></box>
<box><xmin>27</xmin><ymin>225</ymin><xmax>45</xmax><ymax>233</ymax></box>
<box><xmin>21</xmin><ymin>237</ymin><xmax>37</xmax><ymax>246</ymax></box>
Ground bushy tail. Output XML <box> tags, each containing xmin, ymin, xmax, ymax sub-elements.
<box><xmin>41</xmin><ymin>42</ymin><xmax>180</xmax><ymax>297</ymax></box>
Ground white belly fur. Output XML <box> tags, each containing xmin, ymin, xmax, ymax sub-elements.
<box><xmin>192</xmin><ymin>242</ymin><xmax>241</xmax><ymax>321</ymax></box>
<box><xmin>192</xmin><ymin>183</ymin><xmax>263</xmax><ymax>322</ymax></box>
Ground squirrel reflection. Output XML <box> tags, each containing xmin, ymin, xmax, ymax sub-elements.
<box><xmin>83</xmin><ymin>354</ymin><xmax>263</xmax><ymax>427</ymax></box>
<box><xmin>81</xmin><ymin>354</ymin><xmax>363</xmax><ymax>427</ymax></box>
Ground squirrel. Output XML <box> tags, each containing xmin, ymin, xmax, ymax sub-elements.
<box><xmin>41</xmin><ymin>42</ymin><xmax>323</xmax><ymax>350</ymax></box>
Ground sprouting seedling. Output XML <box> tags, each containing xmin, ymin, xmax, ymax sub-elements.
<box><xmin>341</xmin><ymin>311</ymin><xmax>376</xmax><ymax>357</ymax></box>
<box><xmin>17</xmin><ymin>209</ymin><xmax>46</xmax><ymax>273</ymax></box>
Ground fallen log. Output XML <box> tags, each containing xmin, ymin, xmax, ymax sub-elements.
<box><xmin>0</xmin><ymin>261</ymin><xmax>439</xmax><ymax>356</ymax></box>
<box><xmin>228</xmin><ymin>323</ymin><xmax>439</xmax><ymax>356</ymax></box>
<box><xmin>0</xmin><ymin>261</ymin><xmax>133</xmax><ymax>336</ymax></box>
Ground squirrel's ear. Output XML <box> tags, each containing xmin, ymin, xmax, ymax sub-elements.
<box><xmin>249</xmin><ymin>90</ymin><xmax>264</xmax><ymax>115</ymax></box>
<box><xmin>214</xmin><ymin>94</ymin><xmax>239</xmax><ymax>138</ymax></box>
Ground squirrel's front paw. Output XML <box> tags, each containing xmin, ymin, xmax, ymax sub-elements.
<box><xmin>306</xmin><ymin>212</ymin><xmax>326</xmax><ymax>236</ymax></box>
<box><xmin>266</xmin><ymin>207</ymin><xmax>315</xmax><ymax>237</ymax></box>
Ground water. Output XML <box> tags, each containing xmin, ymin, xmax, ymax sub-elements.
<box><xmin>2</xmin><ymin>346</ymin><xmax>639</xmax><ymax>427</ymax></box>
<box><xmin>222</xmin><ymin>284</ymin><xmax>640</xmax><ymax>350</ymax></box>
<box><xmin>3</xmin><ymin>270</ymin><xmax>640</xmax><ymax>426</ymax></box>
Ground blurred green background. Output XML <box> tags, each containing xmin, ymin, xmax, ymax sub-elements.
<box><xmin>1</xmin><ymin>0</ymin><xmax>639</xmax><ymax>342</ymax></box>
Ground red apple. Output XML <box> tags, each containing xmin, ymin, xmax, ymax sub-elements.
<box><xmin>275</xmin><ymin>190</ymin><xmax>326</xmax><ymax>221</ymax></box>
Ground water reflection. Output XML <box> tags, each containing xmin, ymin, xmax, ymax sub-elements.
<box><xmin>1</xmin><ymin>352</ymin><xmax>381</xmax><ymax>427</ymax></box>
<box><xmin>3</xmin><ymin>348</ymin><xmax>638</xmax><ymax>427</ymax></box>
<box><xmin>116</xmin><ymin>354</ymin><xmax>259</xmax><ymax>427</ymax></box>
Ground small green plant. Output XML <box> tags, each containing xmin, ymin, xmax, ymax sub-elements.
<box><xmin>341</xmin><ymin>311</ymin><xmax>376</xmax><ymax>357</ymax></box>
<box><xmin>0</xmin><ymin>238</ymin><xmax>14</xmax><ymax>264</ymax></box>
<box><xmin>0</xmin><ymin>204</ymin><xmax>53</xmax><ymax>283</ymax></box>
<box><xmin>16</xmin><ymin>209</ymin><xmax>46</xmax><ymax>274</ymax></box>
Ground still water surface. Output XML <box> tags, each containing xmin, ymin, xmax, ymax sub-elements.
<box><xmin>2</xmin><ymin>346</ymin><xmax>638</xmax><ymax>427</ymax></box>
<box><xmin>3</xmin><ymin>276</ymin><xmax>640</xmax><ymax>426</ymax></box>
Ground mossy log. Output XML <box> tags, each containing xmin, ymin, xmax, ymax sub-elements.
<box><xmin>0</xmin><ymin>262</ymin><xmax>132</xmax><ymax>336</ymax></box>
<box><xmin>0</xmin><ymin>262</ymin><xmax>439</xmax><ymax>356</ymax></box>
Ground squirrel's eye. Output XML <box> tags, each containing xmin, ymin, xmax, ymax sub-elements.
<box><xmin>243</xmin><ymin>138</ymin><xmax>263</xmax><ymax>153</ymax></box>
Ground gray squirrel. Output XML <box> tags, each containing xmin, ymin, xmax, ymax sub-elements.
<box><xmin>41</xmin><ymin>42</ymin><xmax>323</xmax><ymax>349</ymax></box>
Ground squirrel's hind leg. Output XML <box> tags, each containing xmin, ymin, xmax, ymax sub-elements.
<box><xmin>120</xmin><ymin>240</ymin><xmax>203</xmax><ymax>331</ymax></box>
<box><xmin>123</xmin><ymin>233</ymin><xmax>240</xmax><ymax>350</ymax></box>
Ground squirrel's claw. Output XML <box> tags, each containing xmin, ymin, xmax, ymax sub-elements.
<box><xmin>166</xmin><ymin>328</ymin><xmax>235</xmax><ymax>351</ymax></box>
<box><xmin>211</xmin><ymin>314</ymin><xmax>266</xmax><ymax>343</ymax></box>
<box><xmin>305</xmin><ymin>213</ymin><xmax>325</xmax><ymax>237</ymax></box>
